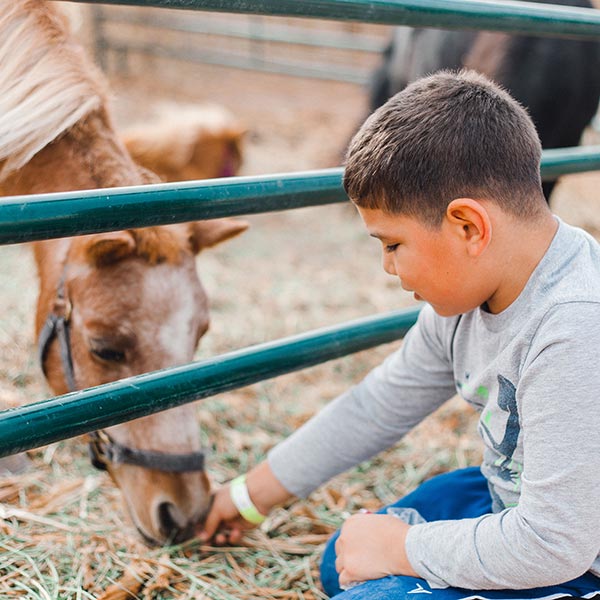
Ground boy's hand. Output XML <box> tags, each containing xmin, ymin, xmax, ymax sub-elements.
<box><xmin>196</xmin><ymin>484</ymin><xmax>256</xmax><ymax>545</ymax></box>
<box><xmin>335</xmin><ymin>513</ymin><xmax>418</xmax><ymax>588</ymax></box>
<box><xmin>196</xmin><ymin>462</ymin><xmax>293</xmax><ymax>545</ymax></box>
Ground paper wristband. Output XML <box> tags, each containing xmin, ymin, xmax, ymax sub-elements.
<box><xmin>229</xmin><ymin>475</ymin><xmax>266</xmax><ymax>525</ymax></box>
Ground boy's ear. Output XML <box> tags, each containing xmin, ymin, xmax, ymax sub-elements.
<box><xmin>445</xmin><ymin>198</ymin><xmax>492</xmax><ymax>257</ymax></box>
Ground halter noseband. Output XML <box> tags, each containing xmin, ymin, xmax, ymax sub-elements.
<box><xmin>88</xmin><ymin>430</ymin><xmax>205</xmax><ymax>473</ymax></box>
<box><xmin>37</xmin><ymin>269</ymin><xmax>206</xmax><ymax>474</ymax></box>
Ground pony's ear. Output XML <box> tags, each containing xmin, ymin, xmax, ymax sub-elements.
<box><xmin>187</xmin><ymin>218</ymin><xmax>249</xmax><ymax>254</ymax></box>
<box><xmin>79</xmin><ymin>231</ymin><xmax>136</xmax><ymax>266</ymax></box>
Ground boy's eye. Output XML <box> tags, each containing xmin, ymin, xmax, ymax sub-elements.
<box><xmin>385</xmin><ymin>244</ymin><xmax>399</xmax><ymax>253</ymax></box>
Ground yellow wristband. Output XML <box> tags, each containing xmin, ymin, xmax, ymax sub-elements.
<box><xmin>229</xmin><ymin>474</ymin><xmax>266</xmax><ymax>525</ymax></box>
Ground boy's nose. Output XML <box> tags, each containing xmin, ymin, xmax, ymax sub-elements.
<box><xmin>382</xmin><ymin>254</ymin><xmax>397</xmax><ymax>276</ymax></box>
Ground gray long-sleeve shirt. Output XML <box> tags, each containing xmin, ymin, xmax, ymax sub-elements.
<box><xmin>268</xmin><ymin>217</ymin><xmax>600</xmax><ymax>590</ymax></box>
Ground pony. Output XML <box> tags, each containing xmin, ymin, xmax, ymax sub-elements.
<box><xmin>368</xmin><ymin>0</ymin><xmax>600</xmax><ymax>201</ymax></box>
<box><xmin>0</xmin><ymin>0</ymin><xmax>248</xmax><ymax>545</ymax></box>
<box><xmin>123</xmin><ymin>102</ymin><xmax>246</xmax><ymax>182</ymax></box>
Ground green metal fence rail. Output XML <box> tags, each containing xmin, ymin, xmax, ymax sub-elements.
<box><xmin>0</xmin><ymin>306</ymin><xmax>421</xmax><ymax>458</ymax></box>
<box><xmin>0</xmin><ymin>169</ymin><xmax>346</xmax><ymax>245</ymax></box>
<box><xmin>536</xmin><ymin>146</ymin><xmax>600</xmax><ymax>180</ymax></box>
<box><xmin>70</xmin><ymin>0</ymin><xmax>600</xmax><ymax>40</ymax></box>
<box><xmin>2</xmin><ymin>147</ymin><xmax>600</xmax><ymax>245</ymax></box>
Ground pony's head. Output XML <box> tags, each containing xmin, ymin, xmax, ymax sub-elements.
<box><xmin>1</xmin><ymin>0</ymin><xmax>251</xmax><ymax>545</ymax></box>
<box><xmin>38</xmin><ymin>219</ymin><xmax>248</xmax><ymax>544</ymax></box>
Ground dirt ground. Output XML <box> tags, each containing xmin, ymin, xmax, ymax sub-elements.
<box><xmin>2</xmin><ymin>14</ymin><xmax>600</xmax><ymax>598</ymax></box>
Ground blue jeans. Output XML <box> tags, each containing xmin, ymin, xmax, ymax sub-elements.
<box><xmin>320</xmin><ymin>467</ymin><xmax>600</xmax><ymax>599</ymax></box>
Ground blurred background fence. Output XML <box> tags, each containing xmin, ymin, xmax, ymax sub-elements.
<box><xmin>90</xmin><ymin>5</ymin><xmax>390</xmax><ymax>84</ymax></box>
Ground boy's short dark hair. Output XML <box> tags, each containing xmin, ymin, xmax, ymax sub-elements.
<box><xmin>344</xmin><ymin>70</ymin><xmax>546</xmax><ymax>226</ymax></box>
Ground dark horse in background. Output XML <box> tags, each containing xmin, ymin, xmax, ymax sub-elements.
<box><xmin>369</xmin><ymin>0</ymin><xmax>600</xmax><ymax>201</ymax></box>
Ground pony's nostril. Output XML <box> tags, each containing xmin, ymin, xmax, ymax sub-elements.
<box><xmin>157</xmin><ymin>502</ymin><xmax>184</xmax><ymax>539</ymax></box>
<box><xmin>152</xmin><ymin>500</ymin><xmax>201</xmax><ymax>544</ymax></box>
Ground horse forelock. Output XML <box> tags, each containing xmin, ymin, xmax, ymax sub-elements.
<box><xmin>0</xmin><ymin>0</ymin><xmax>107</xmax><ymax>183</ymax></box>
<box><xmin>130</xmin><ymin>227</ymin><xmax>189</xmax><ymax>265</ymax></box>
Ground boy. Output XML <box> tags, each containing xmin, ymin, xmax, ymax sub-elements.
<box><xmin>198</xmin><ymin>70</ymin><xmax>600</xmax><ymax>599</ymax></box>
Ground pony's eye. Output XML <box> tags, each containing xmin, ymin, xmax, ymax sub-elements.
<box><xmin>90</xmin><ymin>347</ymin><xmax>126</xmax><ymax>363</ymax></box>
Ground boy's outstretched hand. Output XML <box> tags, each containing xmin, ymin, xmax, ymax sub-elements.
<box><xmin>196</xmin><ymin>462</ymin><xmax>293</xmax><ymax>545</ymax></box>
<box><xmin>197</xmin><ymin>484</ymin><xmax>254</xmax><ymax>545</ymax></box>
<box><xmin>335</xmin><ymin>513</ymin><xmax>419</xmax><ymax>588</ymax></box>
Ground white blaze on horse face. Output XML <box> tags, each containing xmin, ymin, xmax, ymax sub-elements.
<box><xmin>142</xmin><ymin>262</ymin><xmax>207</xmax><ymax>367</ymax></box>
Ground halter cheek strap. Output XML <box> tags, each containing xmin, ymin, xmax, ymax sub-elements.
<box><xmin>38</xmin><ymin>277</ymin><xmax>75</xmax><ymax>393</ymax></box>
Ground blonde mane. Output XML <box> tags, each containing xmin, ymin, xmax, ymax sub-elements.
<box><xmin>0</xmin><ymin>1</ymin><xmax>107</xmax><ymax>182</ymax></box>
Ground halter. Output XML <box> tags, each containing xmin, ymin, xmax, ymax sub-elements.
<box><xmin>38</xmin><ymin>274</ymin><xmax>75</xmax><ymax>392</ymax></box>
<box><xmin>88</xmin><ymin>429</ymin><xmax>205</xmax><ymax>473</ymax></box>
<box><xmin>37</xmin><ymin>265</ymin><xmax>206</xmax><ymax>474</ymax></box>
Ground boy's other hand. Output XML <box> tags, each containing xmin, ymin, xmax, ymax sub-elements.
<box><xmin>335</xmin><ymin>513</ymin><xmax>418</xmax><ymax>587</ymax></box>
<box><xmin>196</xmin><ymin>485</ymin><xmax>256</xmax><ymax>545</ymax></box>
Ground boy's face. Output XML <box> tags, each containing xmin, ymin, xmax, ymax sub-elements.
<box><xmin>357</xmin><ymin>206</ymin><xmax>484</xmax><ymax>317</ymax></box>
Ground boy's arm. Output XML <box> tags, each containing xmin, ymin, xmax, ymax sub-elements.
<box><xmin>405</xmin><ymin>303</ymin><xmax>600</xmax><ymax>589</ymax></box>
<box><xmin>200</xmin><ymin>305</ymin><xmax>457</xmax><ymax>543</ymax></box>
<box><xmin>268</xmin><ymin>305</ymin><xmax>458</xmax><ymax>498</ymax></box>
